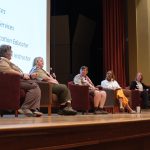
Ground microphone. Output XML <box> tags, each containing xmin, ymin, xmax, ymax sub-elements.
<box><xmin>50</xmin><ymin>67</ymin><xmax>56</xmax><ymax>79</ymax></box>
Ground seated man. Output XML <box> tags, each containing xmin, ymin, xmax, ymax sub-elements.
<box><xmin>74</xmin><ymin>66</ymin><xmax>108</xmax><ymax>114</ymax></box>
<box><xmin>0</xmin><ymin>44</ymin><xmax>42</xmax><ymax>117</ymax></box>
<box><xmin>29</xmin><ymin>57</ymin><xmax>77</xmax><ymax>115</ymax></box>
<box><xmin>130</xmin><ymin>72</ymin><xmax>150</xmax><ymax>108</ymax></box>
<box><xmin>101</xmin><ymin>70</ymin><xmax>136</xmax><ymax>113</ymax></box>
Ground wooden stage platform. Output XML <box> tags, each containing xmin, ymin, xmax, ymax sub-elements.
<box><xmin>1</xmin><ymin>111</ymin><xmax>150</xmax><ymax>150</ymax></box>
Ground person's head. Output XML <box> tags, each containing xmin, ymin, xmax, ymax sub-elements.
<box><xmin>80</xmin><ymin>66</ymin><xmax>88</xmax><ymax>76</ymax></box>
<box><xmin>136</xmin><ymin>72</ymin><xmax>143</xmax><ymax>82</ymax></box>
<box><xmin>0</xmin><ymin>44</ymin><xmax>12</xmax><ymax>60</ymax></box>
<box><xmin>33</xmin><ymin>57</ymin><xmax>44</xmax><ymax>68</ymax></box>
<box><xmin>106</xmin><ymin>70</ymin><xmax>115</xmax><ymax>81</ymax></box>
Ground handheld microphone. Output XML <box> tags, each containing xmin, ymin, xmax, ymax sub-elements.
<box><xmin>50</xmin><ymin>67</ymin><xmax>56</xmax><ymax>79</ymax></box>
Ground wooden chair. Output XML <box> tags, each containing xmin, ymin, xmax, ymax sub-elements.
<box><xmin>37</xmin><ymin>81</ymin><xmax>60</xmax><ymax>115</ymax></box>
<box><xmin>36</xmin><ymin>81</ymin><xmax>52</xmax><ymax>116</ymax></box>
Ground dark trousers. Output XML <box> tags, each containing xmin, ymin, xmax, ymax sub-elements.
<box><xmin>141</xmin><ymin>90</ymin><xmax>150</xmax><ymax>108</ymax></box>
<box><xmin>52</xmin><ymin>84</ymin><xmax>71</xmax><ymax>104</ymax></box>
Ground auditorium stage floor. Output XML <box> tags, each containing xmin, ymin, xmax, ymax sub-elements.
<box><xmin>0</xmin><ymin>110</ymin><xmax>150</xmax><ymax>131</ymax></box>
<box><xmin>1</xmin><ymin>110</ymin><xmax>150</xmax><ymax>149</ymax></box>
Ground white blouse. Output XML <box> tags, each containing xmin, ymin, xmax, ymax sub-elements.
<box><xmin>101</xmin><ymin>79</ymin><xmax>121</xmax><ymax>90</ymax></box>
<box><xmin>136</xmin><ymin>81</ymin><xmax>143</xmax><ymax>91</ymax></box>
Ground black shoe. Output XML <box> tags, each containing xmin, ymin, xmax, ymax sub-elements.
<box><xmin>30</xmin><ymin>109</ymin><xmax>43</xmax><ymax>117</ymax></box>
<box><xmin>94</xmin><ymin>109</ymin><xmax>108</xmax><ymax>114</ymax></box>
<box><xmin>94</xmin><ymin>110</ymin><xmax>100</xmax><ymax>114</ymax></box>
<box><xmin>18</xmin><ymin>109</ymin><xmax>33</xmax><ymax>117</ymax></box>
<box><xmin>99</xmin><ymin>109</ymin><xmax>108</xmax><ymax>114</ymax></box>
<box><xmin>58</xmin><ymin>106</ymin><xmax>77</xmax><ymax>115</ymax></box>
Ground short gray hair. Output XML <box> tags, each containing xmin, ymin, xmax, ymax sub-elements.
<box><xmin>0</xmin><ymin>44</ymin><xmax>11</xmax><ymax>57</ymax></box>
<box><xmin>32</xmin><ymin>57</ymin><xmax>43</xmax><ymax>66</ymax></box>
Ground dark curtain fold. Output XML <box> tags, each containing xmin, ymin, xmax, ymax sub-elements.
<box><xmin>103</xmin><ymin>0</ymin><xmax>126</xmax><ymax>87</ymax></box>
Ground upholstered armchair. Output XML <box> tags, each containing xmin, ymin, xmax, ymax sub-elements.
<box><xmin>103</xmin><ymin>88</ymin><xmax>141</xmax><ymax>113</ymax></box>
<box><xmin>0</xmin><ymin>72</ymin><xmax>21</xmax><ymax>117</ymax></box>
<box><xmin>104</xmin><ymin>88</ymin><xmax>141</xmax><ymax>112</ymax></box>
<box><xmin>68</xmin><ymin>81</ymin><xmax>91</xmax><ymax>114</ymax></box>
<box><xmin>103</xmin><ymin>89</ymin><xmax>119</xmax><ymax>113</ymax></box>
<box><xmin>123</xmin><ymin>88</ymin><xmax>141</xmax><ymax>109</ymax></box>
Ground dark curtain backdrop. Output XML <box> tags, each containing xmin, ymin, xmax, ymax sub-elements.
<box><xmin>103</xmin><ymin>0</ymin><xmax>126</xmax><ymax>87</ymax></box>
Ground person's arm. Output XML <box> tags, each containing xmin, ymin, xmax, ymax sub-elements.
<box><xmin>83</xmin><ymin>76</ymin><xmax>95</xmax><ymax>90</ymax></box>
<box><xmin>130</xmin><ymin>81</ymin><xmax>137</xmax><ymax>90</ymax></box>
<box><xmin>30</xmin><ymin>67</ymin><xmax>59</xmax><ymax>84</ymax></box>
<box><xmin>142</xmin><ymin>83</ymin><xmax>150</xmax><ymax>90</ymax></box>
<box><xmin>113</xmin><ymin>81</ymin><xmax>121</xmax><ymax>90</ymax></box>
<box><xmin>43</xmin><ymin>75</ymin><xmax>59</xmax><ymax>84</ymax></box>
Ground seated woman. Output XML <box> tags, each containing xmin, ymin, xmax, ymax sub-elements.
<box><xmin>73</xmin><ymin>66</ymin><xmax>108</xmax><ymax>114</ymax></box>
<box><xmin>101</xmin><ymin>70</ymin><xmax>136</xmax><ymax>113</ymax></box>
<box><xmin>0</xmin><ymin>44</ymin><xmax>43</xmax><ymax>117</ymax></box>
<box><xmin>29</xmin><ymin>57</ymin><xmax>77</xmax><ymax>115</ymax></box>
<box><xmin>130</xmin><ymin>72</ymin><xmax>150</xmax><ymax>109</ymax></box>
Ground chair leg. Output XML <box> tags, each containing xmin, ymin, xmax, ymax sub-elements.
<box><xmin>15</xmin><ymin>110</ymin><xmax>18</xmax><ymax>117</ymax></box>
<box><xmin>86</xmin><ymin>110</ymin><xmax>89</xmax><ymax>114</ymax></box>
<box><xmin>82</xmin><ymin>110</ymin><xmax>88</xmax><ymax>115</ymax></box>
<box><xmin>48</xmin><ymin>105</ymin><xmax>51</xmax><ymax>116</ymax></box>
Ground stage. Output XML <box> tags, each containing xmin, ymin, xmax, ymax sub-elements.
<box><xmin>1</xmin><ymin>111</ymin><xmax>150</xmax><ymax>150</ymax></box>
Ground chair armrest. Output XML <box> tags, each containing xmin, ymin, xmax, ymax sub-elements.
<box><xmin>130</xmin><ymin>90</ymin><xmax>141</xmax><ymax>109</ymax></box>
<box><xmin>0</xmin><ymin>72</ymin><xmax>20</xmax><ymax>109</ymax></box>
<box><xmin>36</xmin><ymin>80</ymin><xmax>52</xmax><ymax>105</ymax></box>
<box><xmin>123</xmin><ymin>89</ymin><xmax>131</xmax><ymax>98</ymax></box>
<box><xmin>103</xmin><ymin>89</ymin><xmax>116</xmax><ymax>106</ymax></box>
<box><xmin>68</xmin><ymin>82</ymin><xmax>90</xmax><ymax>110</ymax></box>
<box><xmin>123</xmin><ymin>89</ymin><xmax>141</xmax><ymax>109</ymax></box>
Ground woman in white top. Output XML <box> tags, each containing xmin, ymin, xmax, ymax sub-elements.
<box><xmin>101</xmin><ymin>70</ymin><xmax>135</xmax><ymax>113</ymax></box>
<box><xmin>74</xmin><ymin>66</ymin><xmax>108</xmax><ymax>114</ymax></box>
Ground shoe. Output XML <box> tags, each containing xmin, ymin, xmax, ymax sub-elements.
<box><xmin>30</xmin><ymin>109</ymin><xmax>43</xmax><ymax>117</ymax></box>
<box><xmin>99</xmin><ymin>109</ymin><xmax>108</xmax><ymax>114</ymax></box>
<box><xmin>19</xmin><ymin>109</ymin><xmax>33</xmax><ymax>117</ymax></box>
<box><xmin>58</xmin><ymin>106</ymin><xmax>77</xmax><ymax>115</ymax></box>
<box><xmin>18</xmin><ymin>109</ymin><xmax>24</xmax><ymax>114</ymax></box>
<box><xmin>33</xmin><ymin>110</ymin><xmax>43</xmax><ymax>117</ymax></box>
<box><xmin>119</xmin><ymin>107</ymin><xmax>124</xmax><ymax>112</ymax></box>
<box><xmin>94</xmin><ymin>109</ymin><xmax>108</xmax><ymax>114</ymax></box>
<box><xmin>32</xmin><ymin>109</ymin><xmax>43</xmax><ymax>117</ymax></box>
<box><xmin>129</xmin><ymin>110</ymin><xmax>136</xmax><ymax>114</ymax></box>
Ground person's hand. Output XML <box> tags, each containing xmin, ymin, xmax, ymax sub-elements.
<box><xmin>96</xmin><ymin>85</ymin><xmax>103</xmax><ymax>90</ymax></box>
<box><xmin>22</xmin><ymin>73</ymin><xmax>30</xmax><ymax>80</ymax></box>
<box><xmin>30</xmin><ymin>73</ymin><xmax>38</xmax><ymax>79</ymax></box>
<box><xmin>95</xmin><ymin>87</ymin><xmax>99</xmax><ymax>90</ymax></box>
<box><xmin>115</xmin><ymin>88</ymin><xmax>121</xmax><ymax>91</ymax></box>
